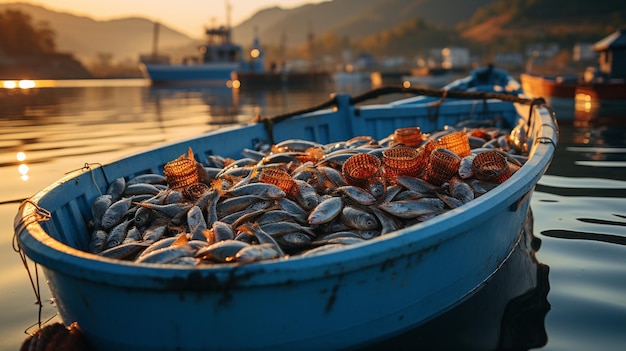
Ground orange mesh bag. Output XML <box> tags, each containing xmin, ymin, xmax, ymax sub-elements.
<box><xmin>182</xmin><ymin>183</ymin><xmax>210</xmax><ymax>201</ymax></box>
<box><xmin>382</xmin><ymin>146</ymin><xmax>425</xmax><ymax>178</ymax></box>
<box><xmin>438</xmin><ymin>131</ymin><xmax>471</xmax><ymax>157</ymax></box>
<box><xmin>259</xmin><ymin>167</ymin><xmax>295</xmax><ymax>195</ymax></box>
<box><xmin>163</xmin><ymin>156</ymin><xmax>199</xmax><ymax>190</ymax></box>
<box><xmin>392</xmin><ymin>127</ymin><xmax>422</xmax><ymax>147</ymax></box>
<box><xmin>471</xmin><ymin>151</ymin><xmax>512</xmax><ymax>183</ymax></box>
<box><xmin>422</xmin><ymin>148</ymin><xmax>461</xmax><ymax>186</ymax></box>
<box><xmin>420</xmin><ymin>139</ymin><xmax>440</xmax><ymax>157</ymax></box>
<box><xmin>342</xmin><ymin>153</ymin><xmax>381</xmax><ymax>188</ymax></box>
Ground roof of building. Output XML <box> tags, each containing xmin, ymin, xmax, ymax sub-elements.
<box><xmin>594</xmin><ymin>29</ymin><xmax>626</xmax><ymax>51</ymax></box>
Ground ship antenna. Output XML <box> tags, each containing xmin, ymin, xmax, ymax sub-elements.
<box><xmin>225</xmin><ymin>0</ymin><xmax>232</xmax><ymax>42</ymax></box>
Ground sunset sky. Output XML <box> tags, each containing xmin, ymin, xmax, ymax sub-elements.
<box><xmin>0</xmin><ymin>0</ymin><xmax>325</xmax><ymax>37</ymax></box>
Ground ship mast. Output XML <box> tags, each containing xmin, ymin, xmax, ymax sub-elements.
<box><xmin>225</xmin><ymin>0</ymin><xmax>232</xmax><ymax>42</ymax></box>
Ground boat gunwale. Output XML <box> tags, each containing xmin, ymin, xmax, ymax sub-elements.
<box><xmin>15</xmin><ymin>97</ymin><xmax>557</xmax><ymax>289</ymax></box>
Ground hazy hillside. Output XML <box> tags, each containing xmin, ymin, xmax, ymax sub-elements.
<box><xmin>1</xmin><ymin>0</ymin><xmax>622</xmax><ymax>71</ymax></box>
<box><xmin>0</xmin><ymin>2</ymin><xmax>195</xmax><ymax>63</ymax></box>
<box><xmin>234</xmin><ymin>0</ymin><xmax>493</xmax><ymax>47</ymax></box>
<box><xmin>461</xmin><ymin>0</ymin><xmax>626</xmax><ymax>46</ymax></box>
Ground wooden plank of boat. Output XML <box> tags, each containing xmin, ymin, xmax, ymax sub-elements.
<box><xmin>14</xmin><ymin>68</ymin><xmax>557</xmax><ymax>351</ymax></box>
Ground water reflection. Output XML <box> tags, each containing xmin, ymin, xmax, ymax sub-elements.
<box><xmin>361</xmin><ymin>211</ymin><xmax>550</xmax><ymax>351</ymax></box>
<box><xmin>147</xmin><ymin>84</ymin><xmax>242</xmax><ymax>125</ymax></box>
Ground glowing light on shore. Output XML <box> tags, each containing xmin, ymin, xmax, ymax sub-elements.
<box><xmin>227</xmin><ymin>80</ymin><xmax>241</xmax><ymax>89</ymax></box>
<box><xmin>2</xmin><ymin>80</ymin><xmax>36</xmax><ymax>89</ymax></box>
<box><xmin>18</xmin><ymin>80</ymin><xmax>36</xmax><ymax>89</ymax></box>
<box><xmin>16</xmin><ymin>152</ymin><xmax>26</xmax><ymax>162</ymax></box>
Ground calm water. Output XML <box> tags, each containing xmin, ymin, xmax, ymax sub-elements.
<box><xmin>1</xmin><ymin>79</ymin><xmax>624</xmax><ymax>351</ymax></box>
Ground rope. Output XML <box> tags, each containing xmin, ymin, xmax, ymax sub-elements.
<box><xmin>13</xmin><ymin>199</ymin><xmax>53</xmax><ymax>333</ymax></box>
<box><xmin>254</xmin><ymin>95</ymin><xmax>338</xmax><ymax>145</ymax></box>
<box><xmin>348</xmin><ymin>85</ymin><xmax>536</xmax><ymax>105</ymax></box>
<box><xmin>254</xmin><ymin>85</ymin><xmax>547</xmax><ymax>144</ymax></box>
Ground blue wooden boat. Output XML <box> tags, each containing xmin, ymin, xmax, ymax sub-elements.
<box><xmin>14</xmin><ymin>67</ymin><xmax>557</xmax><ymax>351</ymax></box>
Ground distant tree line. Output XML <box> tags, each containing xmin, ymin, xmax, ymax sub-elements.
<box><xmin>0</xmin><ymin>9</ymin><xmax>56</xmax><ymax>56</ymax></box>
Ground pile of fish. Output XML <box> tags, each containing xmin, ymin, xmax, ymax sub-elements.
<box><xmin>87</xmin><ymin>121</ymin><xmax>530</xmax><ymax>265</ymax></box>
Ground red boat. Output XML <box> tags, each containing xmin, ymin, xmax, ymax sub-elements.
<box><xmin>521</xmin><ymin>29</ymin><xmax>626</xmax><ymax>115</ymax></box>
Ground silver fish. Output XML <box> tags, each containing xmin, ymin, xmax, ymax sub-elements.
<box><xmin>89</xmin><ymin>229</ymin><xmax>107</xmax><ymax>254</ymax></box>
<box><xmin>187</xmin><ymin>206</ymin><xmax>208</xmax><ymax>241</ymax></box>
<box><xmin>104</xmin><ymin>219</ymin><xmax>132</xmax><ymax>249</ymax></box>
<box><xmin>210</xmin><ymin>221</ymin><xmax>235</xmax><ymax>243</ymax></box>
<box><xmin>378</xmin><ymin>198</ymin><xmax>445</xmax><ymax>218</ymax></box>
<box><xmin>435</xmin><ymin>192</ymin><xmax>465</xmax><ymax>209</ymax></box>
<box><xmin>91</xmin><ymin>194</ymin><xmax>112</xmax><ymax>229</ymax></box>
<box><xmin>313</xmin><ymin>236</ymin><xmax>365</xmax><ymax>247</ymax></box>
<box><xmin>192</xmin><ymin>188</ymin><xmax>218</xmax><ymax>211</ymax></box>
<box><xmin>273</xmin><ymin>139</ymin><xmax>323</xmax><ymax>152</ymax></box>
<box><xmin>393</xmin><ymin>176</ymin><xmax>438</xmax><ymax>194</ymax></box>
<box><xmin>299</xmin><ymin>243</ymin><xmax>344</xmax><ymax>257</ymax></box>
<box><xmin>241</xmin><ymin>148</ymin><xmax>266</xmax><ymax>161</ymax></box>
<box><xmin>222</xmin><ymin>204</ymin><xmax>274</xmax><ymax>227</ymax></box>
<box><xmin>259</xmin><ymin>222</ymin><xmax>316</xmax><ymax>237</ymax></box>
<box><xmin>370</xmin><ymin>207</ymin><xmax>401</xmax><ymax>235</ymax></box>
<box><xmin>458</xmin><ymin>155</ymin><xmax>475</xmax><ymax>179</ymax></box>
<box><xmin>101</xmin><ymin>196</ymin><xmax>133</xmax><ymax>230</ymax></box>
<box><xmin>228</xmin><ymin>243</ymin><xmax>281</xmax><ymax>263</ymax></box>
<box><xmin>367</xmin><ymin>178</ymin><xmax>386</xmax><ymax>198</ymax></box>
<box><xmin>276</xmin><ymin>197</ymin><xmax>309</xmax><ymax>219</ymax></box>
<box><xmin>260</xmin><ymin>151</ymin><xmax>307</xmax><ymax>165</ymax></box>
<box><xmin>255</xmin><ymin>210</ymin><xmax>306</xmax><ymax>225</ymax></box>
<box><xmin>466</xmin><ymin>178</ymin><xmax>499</xmax><ymax>196</ymax></box>
<box><xmin>316</xmin><ymin>166</ymin><xmax>347</xmax><ymax>188</ymax></box>
<box><xmin>226</xmin><ymin>183</ymin><xmax>286</xmax><ymax>199</ymax></box>
<box><xmin>139</xmin><ymin>235</ymin><xmax>178</xmax><ymax>258</ymax></box>
<box><xmin>335</xmin><ymin>185</ymin><xmax>377</xmax><ymax>205</ymax></box>
<box><xmin>216</xmin><ymin>194</ymin><xmax>266</xmax><ymax>218</ymax></box>
<box><xmin>133</xmin><ymin>205</ymin><xmax>154</xmax><ymax>228</ymax></box>
<box><xmin>308</xmin><ymin>196</ymin><xmax>344</xmax><ymax>225</ymax></box>
<box><xmin>340</xmin><ymin>206</ymin><xmax>379</xmax><ymax>230</ymax></box>
<box><xmin>195</xmin><ymin>239</ymin><xmax>250</xmax><ymax>263</ymax></box>
<box><xmin>292</xmin><ymin>179</ymin><xmax>319</xmax><ymax>210</ymax></box>
<box><xmin>123</xmin><ymin>183</ymin><xmax>161</xmax><ymax>196</ymax></box>
<box><xmin>381</xmin><ymin>185</ymin><xmax>403</xmax><ymax>203</ymax></box>
<box><xmin>126</xmin><ymin>173</ymin><xmax>167</xmax><ymax>186</ymax></box>
<box><xmin>106</xmin><ymin>177</ymin><xmax>126</xmax><ymax>201</ymax></box>
<box><xmin>275</xmin><ymin>232</ymin><xmax>313</xmax><ymax>249</ymax></box>
<box><xmin>123</xmin><ymin>226</ymin><xmax>143</xmax><ymax>244</ymax></box>
<box><xmin>237</xmin><ymin>223</ymin><xmax>285</xmax><ymax>257</ymax></box>
<box><xmin>134</xmin><ymin>202</ymin><xmax>191</xmax><ymax>220</ymax></box>
<box><xmin>318</xmin><ymin>231</ymin><xmax>361</xmax><ymax>240</ymax></box>
<box><xmin>449</xmin><ymin>177</ymin><xmax>474</xmax><ymax>204</ymax></box>
<box><xmin>142</xmin><ymin>221</ymin><xmax>168</xmax><ymax>244</ymax></box>
<box><xmin>99</xmin><ymin>242</ymin><xmax>149</xmax><ymax>260</ymax></box>
<box><xmin>135</xmin><ymin>245</ymin><xmax>195</xmax><ymax>264</ymax></box>
<box><xmin>204</xmin><ymin>191</ymin><xmax>220</xmax><ymax>227</ymax></box>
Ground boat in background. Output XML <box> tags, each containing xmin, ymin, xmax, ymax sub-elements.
<box><xmin>401</xmin><ymin>67</ymin><xmax>467</xmax><ymax>88</ymax></box>
<box><xmin>521</xmin><ymin>29</ymin><xmax>626</xmax><ymax>113</ymax></box>
<box><xmin>15</xmin><ymin>67</ymin><xmax>556</xmax><ymax>351</ymax></box>
<box><xmin>140</xmin><ymin>23</ymin><xmax>330</xmax><ymax>88</ymax></box>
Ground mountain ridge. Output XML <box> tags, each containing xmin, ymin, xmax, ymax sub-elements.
<box><xmin>1</xmin><ymin>0</ymin><xmax>623</xmax><ymax>70</ymax></box>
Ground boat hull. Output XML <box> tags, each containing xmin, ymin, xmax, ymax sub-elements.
<box><xmin>521</xmin><ymin>73</ymin><xmax>626</xmax><ymax>112</ymax></box>
<box><xmin>15</xmin><ymin>75</ymin><xmax>557</xmax><ymax>350</ymax></box>
<box><xmin>140</xmin><ymin>62</ymin><xmax>238</xmax><ymax>85</ymax></box>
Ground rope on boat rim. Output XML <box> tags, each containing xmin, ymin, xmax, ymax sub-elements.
<box><xmin>13</xmin><ymin>199</ymin><xmax>55</xmax><ymax>334</ymax></box>
<box><xmin>10</xmin><ymin>164</ymin><xmax>104</xmax><ymax>334</ymax></box>
<box><xmin>256</xmin><ymin>85</ymin><xmax>551</xmax><ymax>145</ymax></box>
